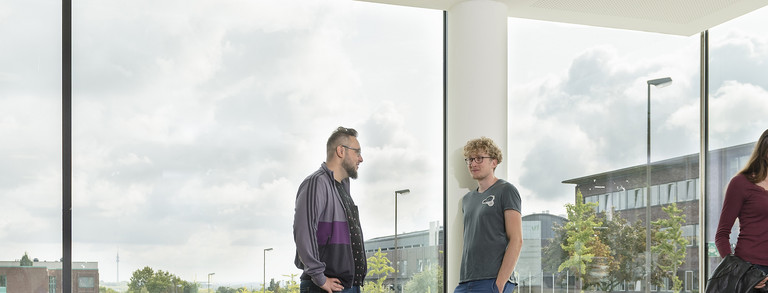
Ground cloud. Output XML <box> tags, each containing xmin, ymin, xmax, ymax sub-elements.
<box><xmin>510</xmin><ymin>39</ymin><xmax>702</xmax><ymax>209</ymax></box>
<box><xmin>710</xmin><ymin>30</ymin><xmax>768</xmax><ymax>90</ymax></box>
<box><xmin>5</xmin><ymin>0</ymin><xmax>768</xmax><ymax>285</ymax></box>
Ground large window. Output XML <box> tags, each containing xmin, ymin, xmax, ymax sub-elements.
<box><xmin>508</xmin><ymin>13</ymin><xmax>702</xmax><ymax>293</ymax></box>
<box><xmin>510</xmin><ymin>5</ymin><xmax>768</xmax><ymax>293</ymax></box>
<box><xmin>0</xmin><ymin>0</ymin><xmax>62</xmax><ymax>291</ymax></box>
<box><xmin>71</xmin><ymin>1</ymin><xmax>443</xmax><ymax>292</ymax></box>
<box><xmin>4</xmin><ymin>1</ymin><xmax>768</xmax><ymax>292</ymax></box>
<box><xmin>706</xmin><ymin>4</ymin><xmax>768</xmax><ymax>280</ymax></box>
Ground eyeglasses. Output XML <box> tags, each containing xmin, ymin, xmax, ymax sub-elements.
<box><xmin>341</xmin><ymin>145</ymin><xmax>362</xmax><ymax>156</ymax></box>
<box><xmin>464</xmin><ymin>156</ymin><xmax>492</xmax><ymax>165</ymax></box>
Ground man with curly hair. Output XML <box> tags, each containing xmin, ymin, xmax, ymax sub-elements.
<box><xmin>455</xmin><ymin>137</ymin><xmax>523</xmax><ymax>293</ymax></box>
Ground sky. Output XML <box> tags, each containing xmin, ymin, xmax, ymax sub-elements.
<box><xmin>1</xmin><ymin>0</ymin><xmax>768</xmax><ymax>288</ymax></box>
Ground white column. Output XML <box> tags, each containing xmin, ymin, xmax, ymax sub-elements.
<box><xmin>445</xmin><ymin>0</ymin><xmax>509</xmax><ymax>290</ymax></box>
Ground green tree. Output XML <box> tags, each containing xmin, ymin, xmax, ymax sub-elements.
<box><xmin>127</xmin><ymin>266</ymin><xmax>197</xmax><ymax>293</ymax></box>
<box><xmin>129</xmin><ymin>266</ymin><xmax>155</xmax><ymax>292</ymax></box>
<box><xmin>257</xmin><ymin>283</ymin><xmax>274</xmax><ymax>293</ymax></box>
<box><xmin>363</xmin><ymin>248</ymin><xmax>395</xmax><ymax>293</ymax></box>
<box><xmin>20</xmin><ymin>252</ymin><xmax>33</xmax><ymax>266</ymax></box>
<box><xmin>593</xmin><ymin>210</ymin><xmax>645</xmax><ymax>292</ymax></box>
<box><xmin>282</xmin><ymin>273</ymin><xmax>299</xmax><ymax>293</ymax></box>
<box><xmin>583</xmin><ymin>232</ymin><xmax>612</xmax><ymax>291</ymax></box>
<box><xmin>100</xmin><ymin>287</ymin><xmax>120</xmax><ymax>293</ymax></box>
<box><xmin>403</xmin><ymin>264</ymin><xmax>442</xmax><ymax>293</ymax></box>
<box><xmin>267</xmin><ymin>278</ymin><xmax>281</xmax><ymax>292</ymax></box>
<box><xmin>145</xmin><ymin>269</ymin><xmax>175</xmax><ymax>293</ymax></box>
<box><xmin>178</xmin><ymin>281</ymin><xmax>199</xmax><ymax>293</ymax></box>
<box><xmin>558</xmin><ymin>189</ymin><xmax>603</xmax><ymax>293</ymax></box>
<box><xmin>543</xmin><ymin>222</ymin><xmax>568</xmax><ymax>284</ymax></box>
<box><xmin>651</xmin><ymin>203</ymin><xmax>688</xmax><ymax>292</ymax></box>
<box><xmin>217</xmin><ymin>286</ymin><xmax>253</xmax><ymax>293</ymax></box>
<box><xmin>216</xmin><ymin>287</ymin><xmax>237</xmax><ymax>293</ymax></box>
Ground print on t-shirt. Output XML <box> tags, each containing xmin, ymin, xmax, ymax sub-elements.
<box><xmin>482</xmin><ymin>195</ymin><xmax>495</xmax><ymax>207</ymax></box>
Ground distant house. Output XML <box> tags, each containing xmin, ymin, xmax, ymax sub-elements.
<box><xmin>517</xmin><ymin>212</ymin><xmax>568</xmax><ymax>289</ymax></box>
<box><xmin>561</xmin><ymin>141</ymin><xmax>755</xmax><ymax>292</ymax></box>
<box><xmin>0</xmin><ymin>259</ymin><xmax>99</xmax><ymax>293</ymax></box>
<box><xmin>364</xmin><ymin>221</ymin><xmax>443</xmax><ymax>292</ymax></box>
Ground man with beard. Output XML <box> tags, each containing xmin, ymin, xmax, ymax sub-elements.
<box><xmin>293</xmin><ymin>127</ymin><xmax>366</xmax><ymax>293</ymax></box>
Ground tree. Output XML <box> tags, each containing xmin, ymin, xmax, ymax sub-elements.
<box><xmin>651</xmin><ymin>203</ymin><xmax>688</xmax><ymax>292</ymax></box>
<box><xmin>129</xmin><ymin>267</ymin><xmax>155</xmax><ymax>292</ymax></box>
<box><xmin>557</xmin><ymin>189</ymin><xmax>604</xmax><ymax>293</ymax></box>
<box><xmin>100</xmin><ymin>287</ymin><xmax>120</xmax><ymax>293</ymax></box>
<box><xmin>216</xmin><ymin>287</ymin><xmax>238</xmax><ymax>293</ymax></box>
<box><xmin>593</xmin><ymin>210</ymin><xmax>645</xmax><ymax>292</ymax></box>
<box><xmin>145</xmin><ymin>269</ymin><xmax>175</xmax><ymax>293</ymax></box>
<box><xmin>267</xmin><ymin>278</ymin><xmax>281</xmax><ymax>293</ymax></box>
<box><xmin>20</xmin><ymin>252</ymin><xmax>33</xmax><ymax>266</ymax></box>
<box><xmin>403</xmin><ymin>264</ymin><xmax>442</xmax><ymax>293</ymax></box>
<box><xmin>282</xmin><ymin>273</ymin><xmax>299</xmax><ymax>293</ymax></box>
<box><xmin>363</xmin><ymin>248</ymin><xmax>395</xmax><ymax>293</ymax></box>
<box><xmin>127</xmin><ymin>266</ymin><xmax>197</xmax><ymax>293</ymax></box>
<box><xmin>543</xmin><ymin>223</ymin><xmax>569</xmax><ymax>282</ymax></box>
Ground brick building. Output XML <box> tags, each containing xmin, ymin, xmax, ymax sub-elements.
<box><xmin>0</xmin><ymin>260</ymin><xmax>98</xmax><ymax>293</ymax></box>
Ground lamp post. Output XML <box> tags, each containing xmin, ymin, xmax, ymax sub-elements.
<box><xmin>645</xmin><ymin>77</ymin><xmax>672</xmax><ymax>293</ymax></box>
<box><xmin>263</xmin><ymin>247</ymin><xmax>273</xmax><ymax>293</ymax></box>
<box><xmin>207</xmin><ymin>272</ymin><xmax>215</xmax><ymax>293</ymax></box>
<box><xmin>393</xmin><ymin>189</ymin><xmax>410</xmax><ymax>293</ymax></box>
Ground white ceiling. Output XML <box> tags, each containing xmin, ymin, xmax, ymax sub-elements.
<box><xmin>356</xmin><ymin>0</ymin><xmax>767</xmax><ymax>36</ymax></box>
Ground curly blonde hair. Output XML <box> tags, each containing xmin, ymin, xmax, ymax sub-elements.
<box><xmin>463</xmin><ymin>137</ymin><xmax>503</xmax><ymax>164</ymax></box>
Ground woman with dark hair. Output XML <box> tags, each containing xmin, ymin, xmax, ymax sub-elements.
<box><xmin>715</xmin><ymin>129</ymin><xmax>768</xmax><ymax>289</ymax></box>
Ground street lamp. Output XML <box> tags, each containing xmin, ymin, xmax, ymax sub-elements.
<box><xmin>264</xmin><ymin>247</ymin><xmax>273</xmax><ymax>293</ymax></box>
<box><xmin>645</xmin><ymin>77</ymin><xmax>672</xmax><ymax>293</ymax></box>
<box><xmin>393</xmin><ymin>189</ymin><xmax>410</xmax><ymax>293</ymax></box>
<box><xmin>207</xmin><ymin>273</ymin><xmax>215</xmax><ymax>293</ymax></box>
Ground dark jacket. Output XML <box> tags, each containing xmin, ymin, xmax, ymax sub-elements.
<box><xmin>706</xmin><ymin>254</ymin><xmax>767</xmax><ymax>293</ymax></box>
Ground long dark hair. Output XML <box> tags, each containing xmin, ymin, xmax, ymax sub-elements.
<box><xmin>739</xmin><ymin>129</ymin><xmax>768</xmax><ymax>183</ymax></box>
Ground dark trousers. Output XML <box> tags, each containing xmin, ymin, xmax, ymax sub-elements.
<box><xmin>455</xmin><ymin>279</ymin><xmax>516</xmax><ymax>293</ymax></box>
<box><xmin>300</xmin><ymin>280</ymin><xmax>361</xmax><ymax>293</ymax></box>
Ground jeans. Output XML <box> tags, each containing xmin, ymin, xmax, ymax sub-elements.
<box><xmin>455</xmin><ymin>279</ymin><xmax>517</xmax><ymax>293</ymax></box>
<box><xmin>300</xmin><ymin>280</ymin><xmax>361</xmax><ymax>293</ymax></box>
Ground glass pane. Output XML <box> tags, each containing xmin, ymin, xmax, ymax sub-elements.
<box><xmin>706</xmin><ymin>4</ymin><xmax>768</xmax><ymax>281</ymax></box>
<box><xmin>72</xmin><ymin>1</ymin><xmax>443</xmax><ymax>292</ymax></box>
<box><xmin>509</xmin><ymin>16</ymin><xmax>700</xmax><ymax>292</ymax></box>
<box><xmin>0</xmin><ymin>0</ymin><xmax>62</xmax><ymax>291</ymax></box>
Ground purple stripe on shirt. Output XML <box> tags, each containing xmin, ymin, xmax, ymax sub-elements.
<box><xmin>317</xmin><ymin>221</ymin><xmax>351</xmax><ymax>245</ymax></box>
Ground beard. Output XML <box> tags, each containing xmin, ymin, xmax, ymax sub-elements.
<box><xmin>342</xmin><ymin>158</ymin><xmax>358</xmax><ymax>179</ymax></box>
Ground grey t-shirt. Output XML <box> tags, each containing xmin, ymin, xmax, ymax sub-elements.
<box><xmin>460</xmin><ymin>179</ymin><xmax>522</xmax><ymax>283</ymax></box>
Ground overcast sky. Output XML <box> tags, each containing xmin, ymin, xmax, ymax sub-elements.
<box><xmin>1</xmin><ymin>0</ymin><xmax>768</xmax><ymax>287</ymax></box>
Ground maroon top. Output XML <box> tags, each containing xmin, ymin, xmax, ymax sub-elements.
<box><xmin>715</xmin><ymin>173</ymin><xmax>768</xmax><ymax>265</ymax></box>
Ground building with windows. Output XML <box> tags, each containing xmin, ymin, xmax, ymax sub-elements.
<box><xmin>517</xmin><ymin>213</ymin><xmax>568</xmax><ymax>291</ymax></box>
<box><xmin>0</xmin><ymin>260</ymin><xmax>98</xmax><ymax>293</ymax></box>
<box><xmin>562</xmin><ymin>141</ymin><xmax>755</xmax><ymax>292</ymax></box>
<box><xmin>364</xmin><ymin>221</ymin><xmax>444</xmax><ymax>292</ymax></box>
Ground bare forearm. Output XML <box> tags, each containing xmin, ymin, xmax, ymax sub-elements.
<box><xmin>496</xmin><ymin>238</ymin><xmax>522</xmax><ymax>284</ymax></box>
<box><xmin>497</xmin><ymin>209</ymin><xmax>523</xmax><ymax>291</ymax></box>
